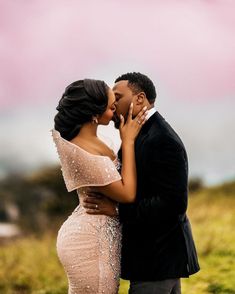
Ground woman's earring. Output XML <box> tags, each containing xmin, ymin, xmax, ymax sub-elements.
<box><xmin>92</xmin><ymin>116</ymin><xmax>98</xmax><ymax>124</ymax></box>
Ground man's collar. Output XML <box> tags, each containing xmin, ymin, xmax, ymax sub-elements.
<box><xmin>146</xmin><ymin>107</ymin><xmax>157</xmax><ymax>121</ymax></box>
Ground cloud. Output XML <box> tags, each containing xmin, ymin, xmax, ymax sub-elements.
<box><xmin>1</xmin><ymin>0</ymin><xmax>235</xmax><ymax>185</ymax></box>
<box><xmin>0</xmin><ymin>0</ymin><xmax>235</xmax><ymax>110</ymax></box>
<box><xmin>1</xmin><ymin>95</ymin><xmax>235</xmax><ymax>185</ymax></box>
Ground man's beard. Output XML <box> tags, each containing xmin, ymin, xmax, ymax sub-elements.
<box><xmin>112</xmin><ymin>112</ymin><xmax>135</xmax><ymax>129</ymax></box>
<box><xmin>112</xmin><ymin>112</ymin><xmax>121</xmax><ymax>129</ymax></box>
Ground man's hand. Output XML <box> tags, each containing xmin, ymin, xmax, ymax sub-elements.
<box><xmin>83</xmin><ymin>191</ymin><xmax>118</xmax><ymax>217</ymax></box>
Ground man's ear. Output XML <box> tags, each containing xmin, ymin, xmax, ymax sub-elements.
<box><xmin>136</xmin><ymin>92</ymin><xmax>146</xmax><ymax>106</ymax></box>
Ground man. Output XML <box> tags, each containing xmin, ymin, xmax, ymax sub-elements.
<box><xmin>84</xmin><ymin>72</ymin><xmax>200</xmax><ymax>293</ymax></box>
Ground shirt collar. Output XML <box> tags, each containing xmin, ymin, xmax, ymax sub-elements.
<box><xmin>146</xmin><ymin>107</ymin><xmax>157</xmax><ymax>121</ymax></box>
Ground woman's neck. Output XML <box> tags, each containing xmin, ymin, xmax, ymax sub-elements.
<box><xmin>75</xmin><ymin>122</ymin><xmax>98</xmax><ymax>140</ymax></box>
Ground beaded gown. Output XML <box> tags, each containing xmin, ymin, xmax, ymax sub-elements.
<box><xmin>51</xmin><ymin>129</ymin><xmax>122</xmax><ymax>294</ymax></box>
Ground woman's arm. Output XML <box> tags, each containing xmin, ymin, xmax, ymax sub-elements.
<box><xmin>95</xmin><ymin>104</ymin><xmax>147</xmax><ymax>203</ymax></box>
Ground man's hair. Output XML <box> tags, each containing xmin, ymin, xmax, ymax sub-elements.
<box><xmin>115</xmin><ymin>72</ymin><xmax>157</xmax><ymax>103</ymax></box>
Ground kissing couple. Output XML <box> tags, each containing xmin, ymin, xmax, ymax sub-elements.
<box><xmin>51</xmin><ymin>72</ymin><xmax>200</xmax><ymax>294</ymax></box>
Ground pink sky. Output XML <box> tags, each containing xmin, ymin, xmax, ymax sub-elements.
<box><xmin>0</xmin><ymin>0</ymin><xmax>235</xmax><ymax>109</ymax></box>
<box><xmin>0</xmin><ymin>1</ymin><xmax>235</xmax><ymax>184</ymax></box>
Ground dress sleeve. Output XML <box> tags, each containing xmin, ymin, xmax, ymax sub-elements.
<box><xmin>51</xmin><ymin>129</ymin><xmax>121</xmax><ymax>192</ymax></box>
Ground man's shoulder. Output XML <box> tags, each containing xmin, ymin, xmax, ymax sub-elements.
<box><xmin>149</xmin><ymin>112</ymin><xmax>186</xmax><ymax>150</ymax></box>
<box><xmin>153</xmin><ymin>111</ymin><xmax>176</xmax><ymax>131</ymax></box>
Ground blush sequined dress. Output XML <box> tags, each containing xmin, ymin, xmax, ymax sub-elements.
<box><xmin>51</xmin><ymin>129</ymin><xmax>122</xmax><ymax>294</ymax></box>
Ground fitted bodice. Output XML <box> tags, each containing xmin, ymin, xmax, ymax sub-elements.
<box><xmin>76</xmin><ymin>157</ymin><xmax>121</xmax><ymax>207</ymax></box>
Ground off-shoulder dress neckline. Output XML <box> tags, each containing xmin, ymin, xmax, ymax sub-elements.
<box><xmin>52</xmin><ymin>129</ymin><xmax>118</xmax><ymax>163</ymax></box>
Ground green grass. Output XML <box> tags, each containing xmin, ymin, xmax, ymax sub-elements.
<box><xmin>181</xmin><ymin>192</ymin><xmax>235</xmax><ymax>294</ymax></box>
<box><xmin>1</xmin><ymin>190</ymin><xmax>235</xmax><ymax>293</ymax></box>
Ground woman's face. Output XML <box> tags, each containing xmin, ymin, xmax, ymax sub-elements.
<box><xmin>98</xmin><ymin>88</ymin><xmax>116</xmax><ymax>125</ymax></box>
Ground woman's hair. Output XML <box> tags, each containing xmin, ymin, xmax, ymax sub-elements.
<box><xmin>54</xmin><ymin>79</ymin><xmax>109</xmax><ymax>140</ymax></box>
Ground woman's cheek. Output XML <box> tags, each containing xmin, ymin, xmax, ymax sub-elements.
<box><xmin>100</xmin><ymin>110</ymin><xmax>113</xmax><ymax>123</ymax></box>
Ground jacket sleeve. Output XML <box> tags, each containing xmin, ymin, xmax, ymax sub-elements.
<box><xmin>118</xmin><ymin>138</ymin><xmax>188</xmax><ymax>224</ymax></box>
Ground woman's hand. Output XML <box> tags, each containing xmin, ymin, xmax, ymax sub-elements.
<box><xmin>119</xmin><ymin>103</ymin><xmax>148</xmax><ymax>144</ymax></box>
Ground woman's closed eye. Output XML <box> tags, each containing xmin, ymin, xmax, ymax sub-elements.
<box><xmin>115</xmin><ymin>94</ymin><xmax>121</xmax><ymax>102</ymax></box>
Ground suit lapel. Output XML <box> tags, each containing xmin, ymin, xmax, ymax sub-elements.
<box><xmin>118</xmin><ymin>112</ymin><xmax>159</xmax><ymax>162</ymax></box>
<box><xmin>135</xmin><ymin>112</ymin><xmax>157</xmax><ymax>151</ymax></box>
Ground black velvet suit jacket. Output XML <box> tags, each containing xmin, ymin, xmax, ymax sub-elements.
<box><xmin>118</xmin><ymin>111</ymin><xmax>200</xmax><ymax>281</ymax></box>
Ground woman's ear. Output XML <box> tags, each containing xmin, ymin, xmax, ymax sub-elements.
<box><xmin>136</xmin><ymin>92</ymin><xmax>146</xmax><ymax>106</ymax></box>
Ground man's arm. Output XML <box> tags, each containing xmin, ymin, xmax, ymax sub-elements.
<box><xmin>119</xmin><ymin>139</ymin><xmax>188</xmax><ymax>224</ymax></box>
<box><xmin>84</xmin><ymin>138</ymin><xmax>188</xmax><ymax>224</ymax></box>
<box><xmin>83</xmin><ymin>192</ymin><xmax>118</xmax><ymax>216</ymax></box>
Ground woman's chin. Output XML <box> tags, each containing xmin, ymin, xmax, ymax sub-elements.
<box><xmin>100</xmin><ymin>120</ymin><xmax>111</xmax><ymax>126</ymax></box>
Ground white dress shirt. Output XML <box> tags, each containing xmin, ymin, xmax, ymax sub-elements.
<box><xmin>146</xmin><ymin>107</ymin><xmax>157</xmax><ymax>121</ymax></box>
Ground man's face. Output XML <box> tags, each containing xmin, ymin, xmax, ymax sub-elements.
<box><xmin>112</xmin><ymin>80</ymin><xmax>136</xmax><ymax>128</ymax></box>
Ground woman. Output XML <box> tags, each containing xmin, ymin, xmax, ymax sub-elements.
<box><xmin>51</xmin><ymin>79</ymin><xmax>147</xmax><ymax>294</ymax></box>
